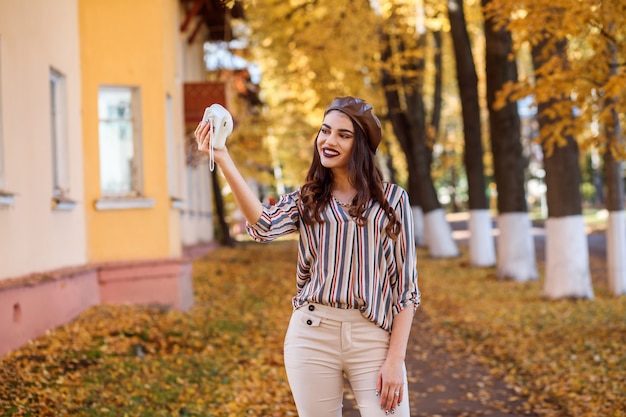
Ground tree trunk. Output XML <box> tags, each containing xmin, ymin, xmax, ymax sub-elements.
<box><xmin>532</xmin><ymin>37</ymin><xmax>593</xmax><ymax>299</ymax></box>
<box><xmin>429</xmin><ymin>30</ymin><xmax>442</xmax><ymax>145</ymax></box>
<box><xmin>482</xmin><ymin>0</ymin><xmax>536</xmax><ymax>280</ymax></box>
<box><xmin>603</xmin><ymin>36</ymin><xmax>626</xmax><ymax>296</ymax></box>
<box><xmin>449</xmin><ymin>0</ymin><xmax>495</xmax><ymax>266</ymax></box>
<box><xmin>380</xmin><ymin>65</ymin><xmax>425</xmax><ymax>248</ymax></box>
<box><xmin>379</xmin><ymin>32</ymin><xmax>420</xmax><ymax>198</ymax></box>
<box><xmin>604</xmin><ymin>142</ymin><xmax>626</xmax><ymax>296</ymax></box>
<box><xmin>380</xmin><ymin>29</ymin><xmax>458</xmax><ymax>257</ymax></box>
<box><xmin>211</xmin><ymin>168</ymin><xmax>235</xmax><ymax>246</ymax></box>
<box><xmin>381</xmin><ymin>147</ymin><xmax>397</xmax><ymax>184</ymax></box>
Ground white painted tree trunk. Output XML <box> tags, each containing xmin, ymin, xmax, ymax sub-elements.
<box><xmin>412</xmin><ymin>206</ymin><xmax>425</xmax><ymax>247</ymax></box>
<box><xmin>423</xmin><ymin>208</ymin><xmax>459</xmax><ymax>258</ymax></box>
<box><xmin>606</xmin><ymin>211</ymin><xmax>626</xmax><ymax>296</ymax></box>
<box><xmin>496</xmin><ymin>212</ymin><xmax>538</xmax><ymax>281</ymax></box>
<box><xmin>543</xmin><ymin>215</ymin><xmax>594</xmax><ymax>299</ymax></box>
<box><xmin>468</xmin><ymin>209</ymin><xmax>496</xmax><ymax>267</ymax></box>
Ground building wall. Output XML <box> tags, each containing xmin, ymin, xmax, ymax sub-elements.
<box><xmin>180</xmin><ymin>164</ymin><xmax>214</xmax><ymax>245</ymax></box>
<box><xmin>0</xmin><ymin>0</ymin><xmax>229</xmax><ymax>356</ymax></box>
<box><xmin>0</xmin><ymin>0</ymin><xmax>87</xmax><ymax>280</ymax></box>
<box><xmin>177</xmin><ymin>3</ymin><xmax>216</xmax><ymax>248</ymax></box>
<box><xmin>79</xmin><ymin>0</ymin><xmax>183</xmax><ymax>261</ymax></box>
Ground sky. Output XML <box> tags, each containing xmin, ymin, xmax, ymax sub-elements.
<box><xmin>204</xmin><ymin>40</ymin><xmax>261</xmax><ymax>84</ymax></box>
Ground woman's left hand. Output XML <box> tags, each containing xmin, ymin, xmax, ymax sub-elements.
<box><xmin>377</xmin><ymin>357</ymin><xmax>405</xmax><ymax>414</ymax></box>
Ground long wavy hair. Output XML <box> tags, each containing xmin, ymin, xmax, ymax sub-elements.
<box><xmin>299</xmin><ymin>115</ymin><xmax>401</xmax><ymax>240</ymax></box>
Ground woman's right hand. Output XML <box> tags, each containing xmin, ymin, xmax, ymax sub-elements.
<box><xmin>194</xmin><ymin>120</ymin><xmax>229</xmax><ymax>165</ymax></box>
<box><xmin>194</xmin><ymin>121</ymin><xmax>213</xmax><ymax>153</ymax></box>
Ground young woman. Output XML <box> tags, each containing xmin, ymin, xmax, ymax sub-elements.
<box><xmin>195</xmin><ymin>96</ymin><xmax>419</xmax><ymax>417</ymax></box>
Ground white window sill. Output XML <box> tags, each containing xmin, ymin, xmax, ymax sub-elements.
<box><xmin>95</xmin><ymin>197</ymin><xmax>155</xmax><ymax>211</ymax></box>
<box><xmin>170</xmin><ymin>197</ymin><xmax>184</xmax><ymax>210</ymax></box>
<box><xmin>52</xmin><ymin>196</ymin><xmax>78</xmax><ymax>211</ymax></box>
<box><xmin>0</xmin><ymin>191</ymin><xmax>15</xmax><ymax>207</ymax></box>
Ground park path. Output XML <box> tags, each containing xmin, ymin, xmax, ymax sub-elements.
<box><xmin>342</xmin><ymin>212</ymin><xmax>608</xmax><ymax>416</ymax></box>
<box><xmin>342</xmin><ymin>308</ymin><xmax>536</xmax><ymax>417</ymax></box>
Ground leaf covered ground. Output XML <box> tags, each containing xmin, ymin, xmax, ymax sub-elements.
<box><xmin>1</xmin><ymin>239</ymin><xmax>624</xmax><ymax>416</ymax></box>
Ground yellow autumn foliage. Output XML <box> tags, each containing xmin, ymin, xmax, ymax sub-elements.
<box><xmin>484</xmin><ymin>0</ymin><xmax>626</xmax><ymax>159</ymax></box>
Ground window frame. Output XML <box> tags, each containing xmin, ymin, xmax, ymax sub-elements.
<box><xmin>95</xmin><ymin>85</ymin><xmax>153</xmax><ymax>211</ymax></box>
<box><xmin>0</xmin><ymin>35</ymin><xmax>13</xmax><ymax>207</ymax></box>
<box><xmin>165</xmin><ymin>94</ymin><xmax>183</xmax><ymax>209</ymax></box>
<box><xmin>50</xmin><ymin>67</ymin><xmax>70</xmax><ymax>199</ymax></box>
<box><xmin>97</xmin><ymin>85</ymin><xmax>144</xmax><ymax>198</ymax></box>
<box><xmin>0</xmin><ymin>36</ymin><xmax>6</xmax><ymax>190</ymax></box>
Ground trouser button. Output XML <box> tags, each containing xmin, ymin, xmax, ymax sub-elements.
<box><xmin>308</xmin><ymin>304</ymin><xmax>315</xmax><ymax>311</ymax></box>
<box><xmin>306</xmin><ymin>319</ymin><xmax>313</xmax><ymax>325</ymax></box>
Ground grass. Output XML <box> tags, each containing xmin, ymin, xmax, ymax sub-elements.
<box><xmin>417</xmin><ymin>245</ymin><xmax>625</xmax><ymax>416</ymax></box>
<box><xmin>1</xmin><ymin>239</ymin><xmax>624</xmax><ymax>416</ymax></box>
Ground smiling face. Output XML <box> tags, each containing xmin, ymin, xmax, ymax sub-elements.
<box><xmin>316</xmin><ymin>110</ymin><xmax>355</xmax><ymax>172</ymax></box>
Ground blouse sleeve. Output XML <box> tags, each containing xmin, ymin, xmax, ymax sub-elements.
<box><xmin>392</xmin><ymin>187</ymin><xmax>420</xmax><ymax>315</ymax></box>
<box><xmin>246</xmin><ymin>190</ymin><xmax>301</xmax><ymax>242</ymax></box>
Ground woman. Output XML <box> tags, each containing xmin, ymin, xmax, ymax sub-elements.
<box><xmin>195</xmin><ymin>96</ymin><xmax>419</xmax><ymax>417</ymax></box>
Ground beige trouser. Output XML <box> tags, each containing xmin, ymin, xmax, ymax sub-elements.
<box><xmin>284</xmin><ymin>303</ymin><xmax>410</xmax><ymax>417</ymax></box>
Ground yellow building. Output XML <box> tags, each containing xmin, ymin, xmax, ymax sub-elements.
<box><xmin>0</xmin><ymin>0</ymin><xmax>244</xmax><ymax>356</ymax></box>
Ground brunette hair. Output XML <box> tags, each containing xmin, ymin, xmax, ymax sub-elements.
<box><xmin>299</xmin><ymin>116</ymin><xmax>401</xmax><ymax>240</ymax></box>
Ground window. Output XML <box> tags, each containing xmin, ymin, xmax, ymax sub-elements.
<box><xmin>186</xmin><ymin>165</ymin><xmax>194</xmax><ymax>214</ymax></box>
<box><xmin>166</xmin><ymin>95</ymin><xmax>182</xmax><ymax>201</ymax></box>
<box><xmin>50</xmin><ymin>68</ymin><xmax>69</xmax><ymax>198</ymax></box>
<box><xmin>0</xmin><ymin>35</ymin><xmax>12</xmax><ymax>207</ymax></box>
<box><xmin>0</xmin><ymin>36</ymin><xmax>6</xmax><ymax>190</ymax></box>
<box><xmin>166</xmin><ymin>95</ymin><xmax>184</xmax><ymax>209</ymax></box>
<box><xmin>199</xmin><ymin>164</ymin><xmax>209</xmax><ymax>216</ymax></box>
<box><xmin>97</xmin><ymin>86</ymin><xmax>143</xmax><ymax>196</ymax></box>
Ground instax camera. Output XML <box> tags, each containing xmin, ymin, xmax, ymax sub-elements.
<box><xmin>201</xmin><ymin>103</ymin><xmax>233</xmax><ymax>170</ymax></box>
<box><xmin>202</xmin><ymin>103</ymin><xmax>233</xmax><ymax>150</ymax></box>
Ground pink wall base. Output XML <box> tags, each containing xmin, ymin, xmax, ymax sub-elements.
<box><xmin>0</xmin><ymin>256</ymin><xmax>196</xmax><ymax>357</ymax></box>
<box><xmin>0</xmin><ymin>268</ymin><xmax>100</xmax><ymax>357</ymax></box>
<box><xmin>182</xmin><ymin>241</ymin><xmax>218</xmax><ymax>259</ymax></box>
<box><xmin>97</xmin><ymin>258</ymin><xmax>193</xmax><ymax>311</ymax></box>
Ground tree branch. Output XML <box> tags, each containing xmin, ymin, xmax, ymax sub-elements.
<box><xmin>588</xmin><ymin>20</ymin><xmax>618</xmax><ymax>45</ymax></box>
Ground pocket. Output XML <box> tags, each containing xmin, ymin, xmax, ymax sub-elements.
<box><xmin>283</xmin><ymin>310</ymin><xmax>324</xmax><ymax>369</ymax></box>
<box><xmin>284</xmin><ymin>309</ymin><xmax>322</xmax><ymax>345</ymax></box>
<box><xmin>296</xmin><ymin>311</ymin><xmax>322</xmax><ymax>327</ymax></box>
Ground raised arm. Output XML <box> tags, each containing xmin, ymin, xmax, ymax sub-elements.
<box><xmin>194</xmin><ymin>121</ymin><xmax>263</xmax><ymax>224</ymax></box>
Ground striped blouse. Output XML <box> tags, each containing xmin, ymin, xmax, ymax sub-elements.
<box><xmin>246</xmin><ymin>182</ymin><xmax>419</xmax><ymax>331</ymax></box>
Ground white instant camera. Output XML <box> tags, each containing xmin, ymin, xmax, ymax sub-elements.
<box><xmin>201</xmin><ymin>103</ymin><xmax>233</xmax><ymax>170</ymax></box>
